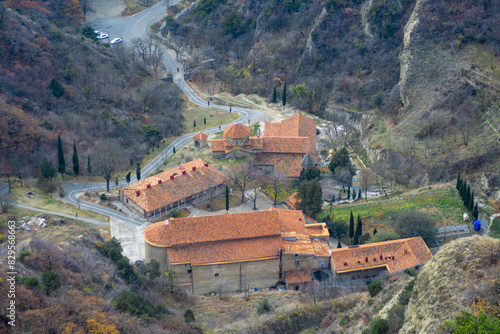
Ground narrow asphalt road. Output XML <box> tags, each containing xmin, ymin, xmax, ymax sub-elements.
<box><xmin>57</xmin><ymin>3</ymin><xmax>268</xmax><ymax>226</ymax></box>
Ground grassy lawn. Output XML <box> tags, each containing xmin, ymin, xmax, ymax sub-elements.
<box><xmin>12</xmin><ymin>186</ymin><xmax>109</xmax><ymax>222</ymax></box>
<box><xmin>183</xmin><ymin>104</ymin><xmax>240</xmax><ymax>134</ymax></box>
<box><xmin>491</xmin><ymin>217</ymin><xmax>500</xmax><ymax>239</ymax></box>
<box><xmin>196</xmin><ymin>190</ymin><xmax>244</xmax><ymax>212</ymax></box>
<box><xmin>318</xmin><ymin>187</ymin><xmax>465</xmax><ymax>236</ymax></box>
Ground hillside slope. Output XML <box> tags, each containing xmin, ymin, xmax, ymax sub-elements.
<box><xmin>402</xmin><ymin>236</ymin><xmax>500</xmax><ymax>333</ymax></box>
<box><xmin>166</xmin><ymin>0</ymin><xmax>500</xmax><ymax>188</ymax></box>
<box><xmin>0</xmin><ymin>3</ymin><xmax>184</xmax><ymax>176</ymax></box>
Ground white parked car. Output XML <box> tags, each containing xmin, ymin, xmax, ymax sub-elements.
<box><xmin>110</xmin><ymin>37</ymin><xmax>123</xmax><ymax>45</ymax></box>
<box><xmin>97</xmin><ymin>32</ymin><xmax>108</xmax><ymax>39</ymax></box>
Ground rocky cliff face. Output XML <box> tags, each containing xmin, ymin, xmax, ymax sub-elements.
<box><xmin>401</xmin><ymin>236</ymin><xmax>500</xmax><ymax>334</ymax></box>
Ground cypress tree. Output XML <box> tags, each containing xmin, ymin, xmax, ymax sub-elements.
<box><xmin>204</xmin><ymin>117</ymin><xmax>206</xmax><ymax>125</ymax></box>
<box><xmin>57</xmin><ymin>135</ymin><xmax>65</xmax><ymax>175</ymax></box>
<box><xmin>356</xmin><ymin>215</ymin><xmax>362</xmax><ymax>237</ymax></box>
<box><xmin>87</xmin><ymin>156</ymin><xmax>91</xmax><ymax>176</ymax></box>
<box><xmin>72</xmin><ymin>142</ymin><xmax>79</xmax><ymax>176</ymax></box>
<box><xmin>115</xmin><ymin>176</ymin><xmax>118</xmax><ymax>188</ymax></box>
<box><xmin>193</xmin><ymin>120</ymin><xmax>196</xmax><ymax>128</ymax></box>
<box><xmin>272</xmin><ymin>86</ymin><xmax>277</xmax><ymax>103</ymax></box>
<box><xmin>352</xmin><ymin>189</ymin><xmax>356</xmax><ymax>200</ymax></box>
<box><xmin>173</xmin><ymin>146</ymin><xmax>176</xmax><ymax>154</ymax></box>
<box><xmin>469</xmin><ymin>192</ymin><xmax>474</xmax><ymax>212</ymax></box>
<box><xmin>353</xmin><ymin>231</ymin><xmax>359</xmax><ymax>245</ymax></box>
<box><xmin>130</xmin><ymin>158</ymin><xmax>133</xmax><ymax>167</ymax></box>
<box><xmin>373</xmin><ymin>227</ymin><xmax>377</xmax><ymax>235</ymax></box>
<box><xmin>358</xmin><ymin>188</ymin><xmax>362</xmax><ymax>200</ymax></box>
<box><xmin>337</xmin><ymin>240</ymin><xmax>342</xmax><ymax>248</ymax></box>
<box><xmin>456</xmin><ymin>173</ymin><xmax>461</xmax><ymax>191</ymax></box>
<box><xmin>126</xmin><ymin>171</ymin><xmax>131</xmax><ymax>184</ymax></box>
<box><xmin>465</xmin><ymin>185</ymin><xmax>471</xmax><ymax>207</ymax></box>
<box><xmin>347</xmin><ymin>187</ymin><xmax>351</xmax><ymax>200</ymax></box>
<box><xmin>225</xmin><ymin>184</ymin><xmax>229</xmax><ymax>213</ymax></box>
<box><xmin>473</xmin><ymin>203</ymin><xmax>479</xmax><ymax>220</ymax></box>
<box><xmin>349</xmin><ymin>211</ymin><xmax>354</xmax><ymax>238</ymax></box>
<box><xmin>136</xmin><ymin>163</ymin><xmax>141</xmax><ymax>181</ymax></box>
<box><xmin>282</xmin><ymin>82</ymin><xmax>287</xmax><ymax>106</ymax></box>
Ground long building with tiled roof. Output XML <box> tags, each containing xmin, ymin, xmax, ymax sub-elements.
<box><xmin>330</xmin><ymin>237</ymin><xmax>432</xmax><ymax>279</ymax></box>
<box><xmin>143</xmin><ymin>208</ymin><xmax>330</xmax><ymax>294</ymax></box>
<box><xmin>119</xmin><ymin>159</ymin><xmax>229</xmax><ymax>220</ymax></box>
<box><xmin>211</xmin><ymin>114</ymin><xmax>317</xmax><ymax>178</ymax></box>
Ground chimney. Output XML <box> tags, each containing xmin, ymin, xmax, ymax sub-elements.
<box><xmin>136</xmin><ymin>190</ymin><xmax>140</xmax><ymax>197</ymax></box>
<box><xmin>373</xmin><ymin>258</ymin><xmax>377</xmax><ymax>261</ymax></box>
<box><xmin>380</xmin><ymin>254</ymin><xmax>383</xmax><ymax>260</ymax></box>
<box><xmin>365</xmin><ymin>257</ymin><xmax>368</xmax><ymax>262</ymax></box>
<box><xmin>182</xmin><ymin>170</ymin><xmax>187</xmax><ymax>175</ymax></box>
<box><xmin>343</xmin><ymin>262</ymin><xmax>347</xmax><ymax>266</ymax></box>
<box><xmin>170</xmin><ymin>175</ymin><xmax>174</xmax><ymax>179</ymax></box>
<box><xmin>192</xmin><ymin>166</ymin><xmax>196</xmax><ymax>171</ymax></box>
<box><xmin>392</xmin><ymin>255</ymin><xmax>395</xmax><ymax>260</ymax></box>
<box><xmin>158</xmin><ymin>180</ymin><xmax>162</xmax><ymax>184</ymax></box>
<box><xmin>299</xmin><ymin>218</ymin><xmax>302</xmax><ymax>221</ymax></box>
<box><xmin>204</xmin><ymin>163</ymin><xmax>209</xmax><ymax>167</ymax></box>
<box><xmin>146</xmin><ymin>184</ymin><xmax>151</xmax><ymax>188</ymax></box>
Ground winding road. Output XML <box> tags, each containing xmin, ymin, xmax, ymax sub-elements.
<box><xmin>56</xmin><ymin>1</ymin><xmax>268</xmax><ymax>226</ymax></box>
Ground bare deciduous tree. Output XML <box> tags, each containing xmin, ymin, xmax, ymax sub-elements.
<box><xmin>265</xmin><ymin>168</ymin><xmax>286</xmax><ymax>205</ymax></box>
<box><xmin>227</xmin><ymin>161</ymin><xmax>256</xmax><ymax>203</ymax></box>
<box><xmin>215</xmin><ymin>279</ymin><xmax>230</xmax><ymax>300</ymax></box>
<box><xmin>94</xmin><ymin>141</ymin><xmax>123</xmax><ymax>192</ymax></box>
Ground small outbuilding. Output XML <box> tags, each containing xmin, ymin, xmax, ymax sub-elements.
<box><xmin>193</xmin><ymin>132</ymin><xmax>208</xmax><ymax>149</ymax></box>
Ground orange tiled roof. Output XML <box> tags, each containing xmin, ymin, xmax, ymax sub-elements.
<box><xmin>223</xmin><ymin>123</ymin><xmax>250</xmax><ymax>139</ymax></box>
<box><xmin>168</xmin><ymin>236</ymin><xmax>282</xmax><ymax>265</ymax></box>
<box><xmin>263</xmin><ymin>114</ymin><xmax>318</xmax><ymax>163</ymax></box>
<box><xmin>261</xmin><ymin>137</ymin><xmax>310</xmax><ymax>154</ymax></box>
<box><xmin>285</xmin><ymin>269</ymin><xmax>313</xmax><ymax>284</ymax></box>
<box><xmin>144</xmin><ymin>209</ymin><xmax>331</xmax><ymax>265</ymax></box>
<box><xmin>193</xmin><ymin>132</ymin><xmax>208</xmax><ymax>140</ymax></box>
<box><xmin>330</xmin><ymin>237</ymin><xmax>432</xmax><ymax>274</ymax></box>
<box><xmin>211</xmin><ymin>139</ymin><xmax>225</xmax><ymax>151</ymax></box>
<box><xmin>253</xmin><ymin>153</ymin><xmax>304</xmax><ymax>177</ymax></box>
<box><xmin>119</xmin><ymin>159</ymin><xmax>229</xmax><ymax>213</ymax></box>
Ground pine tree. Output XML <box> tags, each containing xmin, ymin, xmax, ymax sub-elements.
<box><xmin>204</xmin><ymin>117</ymin><xmax>206</xmax><ymax>125</ymax></box>
<box><xmin>347</xmin><ymin>187</ymin><xmax>351</xmax><ymax>200</ymax></box>
<box><xmin>193</xmin><ymin>120</ymin><xmax>196</xmax><ymax>128</ymax></box>
<box><xmin>272</xmin><ymin>86</ymin><xmax>277</xmax><ymax>103</ymax></box>
<box><xmin>356</xmin><ymin>215</ymin><xmax>362</xmax><ymax>237</ymax></box>
<box><xmin>126</xmin><ymin>171</ymin><xmax>131</xmax><ymax>184</ymax></box>
<box><xmin>136</xmin><ymin>163</ymin><xmax>141</xmax><ymax>181</ymax></box>
<box><xmin>72</xmin><ymin>141</ymin><xmax>79</xmax><ymax>176</ymax></box>
<box><xmin>87</xmin><ymin>156</ymin><xmax>91</xmax><ymax>176</ymax></box>
<box><xmin>373</xmin><ymin>227</ymin><xmax>377</xmax><ymax>235</ymax></box>
<box><xmin>337</xmin><ymin>240</ymin><xmax>342</xmax><ymax>248</ymax></box>
<box><xmin>282</xmin><ymin>82</ymin><xmax>287</xmax><ymax>106</ymax></box>
<box><xmin>57</xmin><ymin>135</ymin><xmax>65</xmax><ymax>175</ymax></box>
<box><xmin>349</xmin><ymin>211</ymin><xmax>354</xmax><ymax>238</ymax></box>
<box><xmin>225</xmin><ymin>184</ymin><xmax>229</xmax><ymax>213</ymax></box>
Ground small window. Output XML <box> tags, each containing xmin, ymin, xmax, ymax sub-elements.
<box><xmin>295</xmin><ymin>254</ymin><xmax>298</xmax><ymax>257</ymax></box>
<box><xmin>295</xmin><ymin>260</ymin><xmax>300</xmax><ymax>268</ymax></box>
<box><xmin>187</xmin><ymin>270</ymin><xmax>192</xmax><ymax>274</ymax></box>
<box><xmin>214</xmin><ymin>273</ymin><xmax>219</xmax><ymax>277</ymax></box>
<box><xmin>294</xmin><ymin>285</ymin><xmax>299</xmax><ymax>291</ymax></box>
<box><xmin>126</xmin><ymin>199</ymin><xmax>128</xmax><ymax>203</ymax></box>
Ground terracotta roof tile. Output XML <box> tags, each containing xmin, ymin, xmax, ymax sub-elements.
<box><xmin>144</xmin><ymin>209</ymin><xmax>331</xmax><ymax>264</ymax></box>
<box><xmin>261</xmin><ymin>137</ymin><xmax>310</xmax><ymax>154</ymax></box>
<box><xmin>285</xmin><ymin>269</ymin><xmax>313</xmax><ymax>284</ymax></box>
<box><xmin>119</xmin><ymin>159</ymin><xmax>229</xmax><ymax>213</ymax></box>
<box><xmin>211</xmin><ymin>139</ymin><xmax>225</xmax><ymax>151</ymax></box>
<box><xmin>193</xmin><ymin>132</ymin><xmax>208</xmax><ymax>140</ymax></box>
<box><xmin>330</xmin><ymin>237</ymin><xmax>432</xmax><ymax>274</ymax></box>
<box><xmin>223</xmin><ymin>123</ymin><xmax>250</xmax><ymax>139</ymax></box>
<box><xmin>168</xmin><ymin>236</ymin><xmax>282</xmax><ymax>265</ymax></box>
<box><xmin>253</xmin><ymin>153</ymin><xmax>304</xmax><ymax>177</ymax></box>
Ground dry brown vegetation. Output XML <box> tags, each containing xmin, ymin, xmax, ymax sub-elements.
<box><xmin>402</xmin><ymin>236</ymin><xmax>500</xmax><ymax>333</ymax></box>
